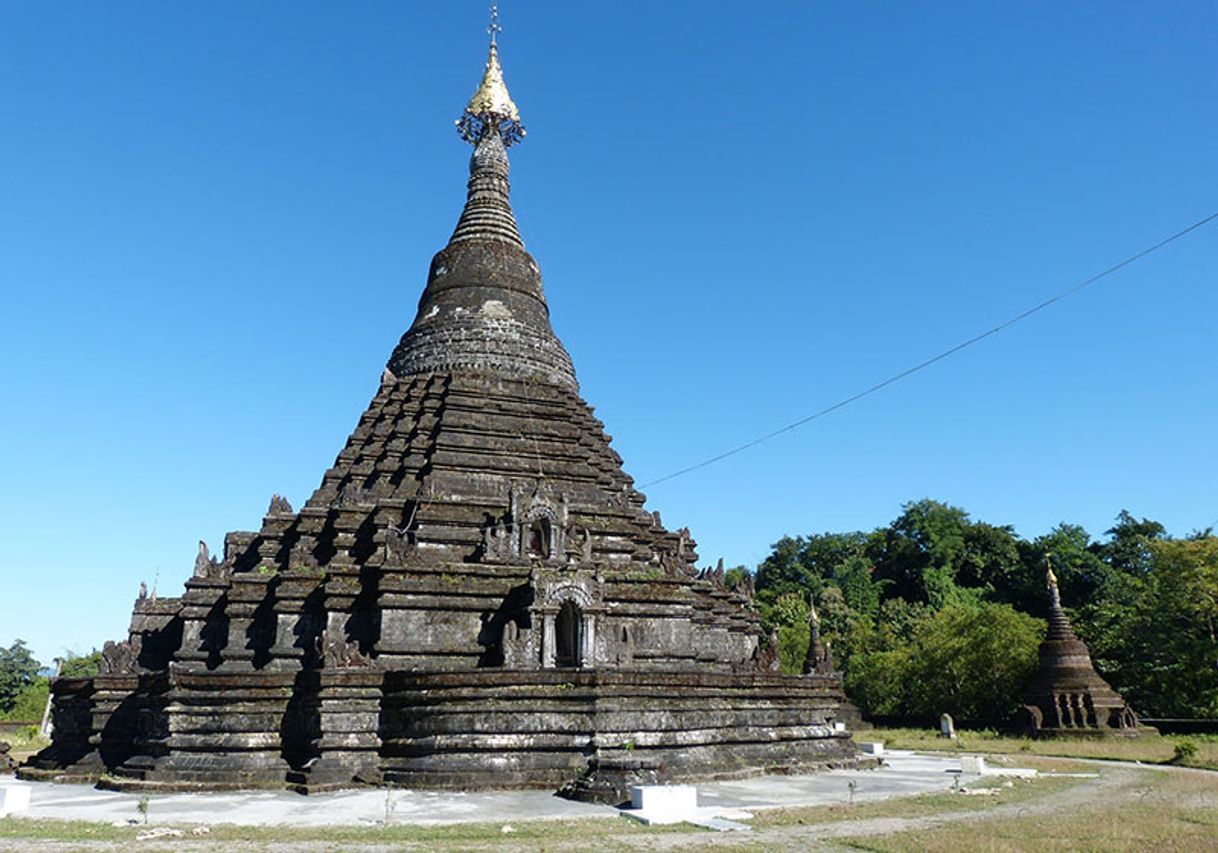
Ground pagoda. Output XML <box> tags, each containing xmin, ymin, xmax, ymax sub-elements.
<box><xmin>25</xmin><ymin>25</ymin><xmax>864</xmax><ymax>798</ymax></box>
<box><xmin>1020</xmin><ymin>564</ymin><xmax>1151</xmax><ymax>737</ymax></box>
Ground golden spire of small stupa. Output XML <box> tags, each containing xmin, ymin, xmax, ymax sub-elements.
<box><xmin>1045</xmin><ymin>554</ymin><xmax>1063</xmax><ymax>609</ymax></box>
<box><xmin>456</xmin><ymin>3</ymin><xmax>526</xmax><ymax>146</ymax></box>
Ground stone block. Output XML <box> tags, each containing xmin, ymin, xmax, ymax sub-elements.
<box><xmin>859</xmin><ymin>742</ymin><xmax>884</xmax><ymax>756</ymax></box>
<box><xmin>630</xmin><ymin>784</ymin><xmax>698</xmax><ymax>822</ymax></box>
<box><xmin>960</xmin><ymin>756</ymin><xmax>986</xmax><ymax>774</ymax></box>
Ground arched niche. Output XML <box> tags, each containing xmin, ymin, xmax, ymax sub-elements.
<box><xmin>555</xmin><ymin>600</ymin><xmax>581</xmax><ymax>668</ymax></box>
<box><xmin>538</xmin><ymin>581</ymin><xmax>599</xmax><ymax>670</ymax></box>
<box><xmin>526</xmin><ymin>516</ymin><xmax>552</xmax><ymax>560</ymax></box>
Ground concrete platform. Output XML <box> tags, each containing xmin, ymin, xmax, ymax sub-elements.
<box><xmin>0</xmin><ymin>751</ymin><xmax>967</xmax><ymax>827</ymax></box>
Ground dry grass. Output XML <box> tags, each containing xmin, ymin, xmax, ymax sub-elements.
<box><xmin>870</xmin><ymin>726</ymin><xmax>1218</xmax><ymax>770</ymax></box>
<box><xmin>751</xmin><ymin>773</ymin><xmax>1079</xmax><ymax>829</ymax></box>
<box><xmin>0</xmin><ymin>815</ymin><xmax>693</xmax><ymax>849</ymax></box>
<box><xmin>849</xmin><ymin>767</ymin><xmax>1218</xmax><ymax>852</ymax></box>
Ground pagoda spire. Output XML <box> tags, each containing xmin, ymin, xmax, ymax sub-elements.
<box><xmin>385</xmin><ymin>11</ymin><xmax>577</xmax><ymax>391</ymax></box>
<box><xmin>447</xmin><ymin>9</ymin><xmax>527</xmax><ymax>248</ymax></box>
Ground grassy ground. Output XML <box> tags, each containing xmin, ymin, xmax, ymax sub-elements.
<box><xmin>0</xmin><ymin>728</ymin><xmax>48</xmax><ymax>766</ymax></box>
<box><xmin>750</xmin><ymin>768</ymin><xmax>1081</xmax><ymax>829</ymax></box>
<box><xmin>0</xmin><ymin>814</ymin><xmax>686</xmax><ymax>850</ymax></box>
<box><xmin>843</xmin><ymin>765</ymin><xmax>1218</xmax><ymax>852</ymax></box>
<box><xmin>2</xmin><ymin>746</ymin><xmax>1215</xmax><ymax>850</ymax></box>
<box><xmin>868</xmin><ymin>725</ymin><xmax>1218</xmax><ymax>770</ymax></box>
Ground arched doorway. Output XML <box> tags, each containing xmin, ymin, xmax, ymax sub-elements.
<box><xmin>556</xmin><ymin>600</ymin><xmax>581</xmax><ymax>668</ymax></box>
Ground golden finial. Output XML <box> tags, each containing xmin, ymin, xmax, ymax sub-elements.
<box><xmin>1045</xmin><ymin>554</ymin><xmax>1058</xmax><ymax>591</ymax></box>
<box><xmin>456</xmin><ymin>3</ymin><xmax>525</xmax><ymax>146</ymax></box>
<box><xmin>465</xmin><ymin>44</ymin><xmax>520</xmax><ymax>124</ymax></box>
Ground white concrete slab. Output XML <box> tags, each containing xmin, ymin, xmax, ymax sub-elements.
<box><xmin>0</xmin><ymin>752</ymin><xmax>967</xmax><ymax>828</ymax></box>
<box><xmin>0</xmin><ymin>782</ymin><xmax>32</xmax><ymax>816</ymax></box>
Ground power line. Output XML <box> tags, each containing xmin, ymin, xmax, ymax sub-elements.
<box><xmin>641</xmin><ymin>210</ymin><xmax>1218</xmax><ymax>489</ymax></box>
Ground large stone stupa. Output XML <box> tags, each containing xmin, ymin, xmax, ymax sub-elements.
<box><xmin>25</xmin><ymin>31</ymin><xmax>864</xmax><ymax>798</ymax></box>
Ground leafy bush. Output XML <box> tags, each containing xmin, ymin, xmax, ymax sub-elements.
<box><xmin>1172</xmin><ymin>739</ymin><xmax>1198</xmax><ymax>763</ymax></box>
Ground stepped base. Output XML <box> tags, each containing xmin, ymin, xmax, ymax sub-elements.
<box><xmin>28</xmin><ymin>666</ymin><xmax>867</xmax><ymax>794</ymax></box>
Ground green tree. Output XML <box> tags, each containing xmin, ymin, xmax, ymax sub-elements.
<box><xmin>756</xmin><ymin>531</ymin><xmax>871</xmax><ymax>602</ymax></box>
<box><xmin>1143</xmin><ymin>536</ymin><xmax>1218</xmax><ymax>715</ymax></box>
<box><xmin>830</xmin><ymin>553</ymin><xmax>885</xmax><ymax>619</ymax></box>
<box><xmin>1099</xmin><ymin>510</ymin><xmax>1167</xmax><ymax>575</ymax></box>
<box><xmin>868</xmin><ymin>499</ymin><xmax>971</xmax><ymax>604</ymax></box>
<box><xmin>60</xmin><ymin>649</ymin><xmax>102</xmax><ymax>679</ymax></box>
<box><xmin>761</xmin><ymin>590</ymin><xmax>811</xmax><ymax>674</ymax></box>
<box><xmin>4</xmin><ymin>679</ymin><xmax>49</xmax><ymax>721</ymax></box>
<box><xmin>847</xmin><ymin>602</ymin><xmax>1043</xmax><ymax>725</ymax></box>
<box><xmin>722</xmin><ymin>565</ymin><xmax>751</xmax><ymax>591</ymax></box>
<box><xmin>0</xmin><ymin>640</ymin><xmax>42</xmax><ymax>713</ymax></box>
<box><xmin>1154</xmin><ymin>536</ymin><xmax>1218</xmax><ymax>648</ymax></box>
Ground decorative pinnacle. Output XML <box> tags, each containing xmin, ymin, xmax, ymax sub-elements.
<box><xmin>488</xmin><ymin>2</ymin><xmax>501</xmax><ymax>45</ymax></box>
<box><xmin>1046</xmin><ymin>554</ymin><xmax>1062</xmax><ymax>608</ymax></box>
<box><xmin>456</xmin><ymin>8</ymin><xmax>525</xmax><ymax>147</ymax></box>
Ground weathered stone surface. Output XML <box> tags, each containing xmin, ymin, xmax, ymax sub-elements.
<box><xmin>1020</xmin><ymin>574</ymin><xmax>1154</xmax><ymax>738</ymax></box>
<box><xmin>25</xmin><ymin>44</ymin><xmax>865</xmax><ymax>793</ymax></box>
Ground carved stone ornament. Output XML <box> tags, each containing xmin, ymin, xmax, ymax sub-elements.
<box><xmin>385</xmin><ymin>524</ymin><xmax>416</xmax><ymax>564</ymax></box>
<box><xmin>676</xmin><ymin>527</ymin><xmax>690</xmax><ymax>559</ymax></box>
<box><xmin>482</xmin><ymin>517</ymin><xmax>515</xmax><ymax>562</ymax></box>
<box><xmin>696</xmin><ymin>562</ymin><xmax>727</xmax><ymax>589</ymax></box>
<box><xmin>322</xmin><ymin>628</ymin><xmax>373</xmax><ymax>669</ymax></box>
<box><xmin>753</xmin><ymin>631</ymin><xmax>782</xmax><ymax>673</ymax></box>
<box><xmin>500</xmin><ymin>618</ymin><xmax>535</xmax><ymax>669</ymax></box>
<box><xmin>193</xmin><ymin>540</ymin><xmax>221</xmax><ymax>579</ymax></box>
<box><xmin>268</xmin><ymin>493</ymin><xmax>294</xmax><ymax>515</ymax></box>
<box><xmin>100</xmin><ymin>639</ymin><xmax>139</xmax><ymax>675</ymax></box>
<box><xmin>565</xmin><ymin>524</ymin><xmax>593</xmax><ymax>564</ymax></box>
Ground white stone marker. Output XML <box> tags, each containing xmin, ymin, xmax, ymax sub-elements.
<box><xmin>859</xmin><ymin>742</ymin><xmax>885</xmax><ymax>756</ymax></box>
<box><xmin>939</xmin><ymin>713</ymin><xmax>957</xmax><ymax>739</ymax></box>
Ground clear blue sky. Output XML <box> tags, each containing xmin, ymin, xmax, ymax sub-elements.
<box><xmin>2</xmin><ymin>2</ymin><xmax>1215</xmax><ymax>666</ymax></box>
